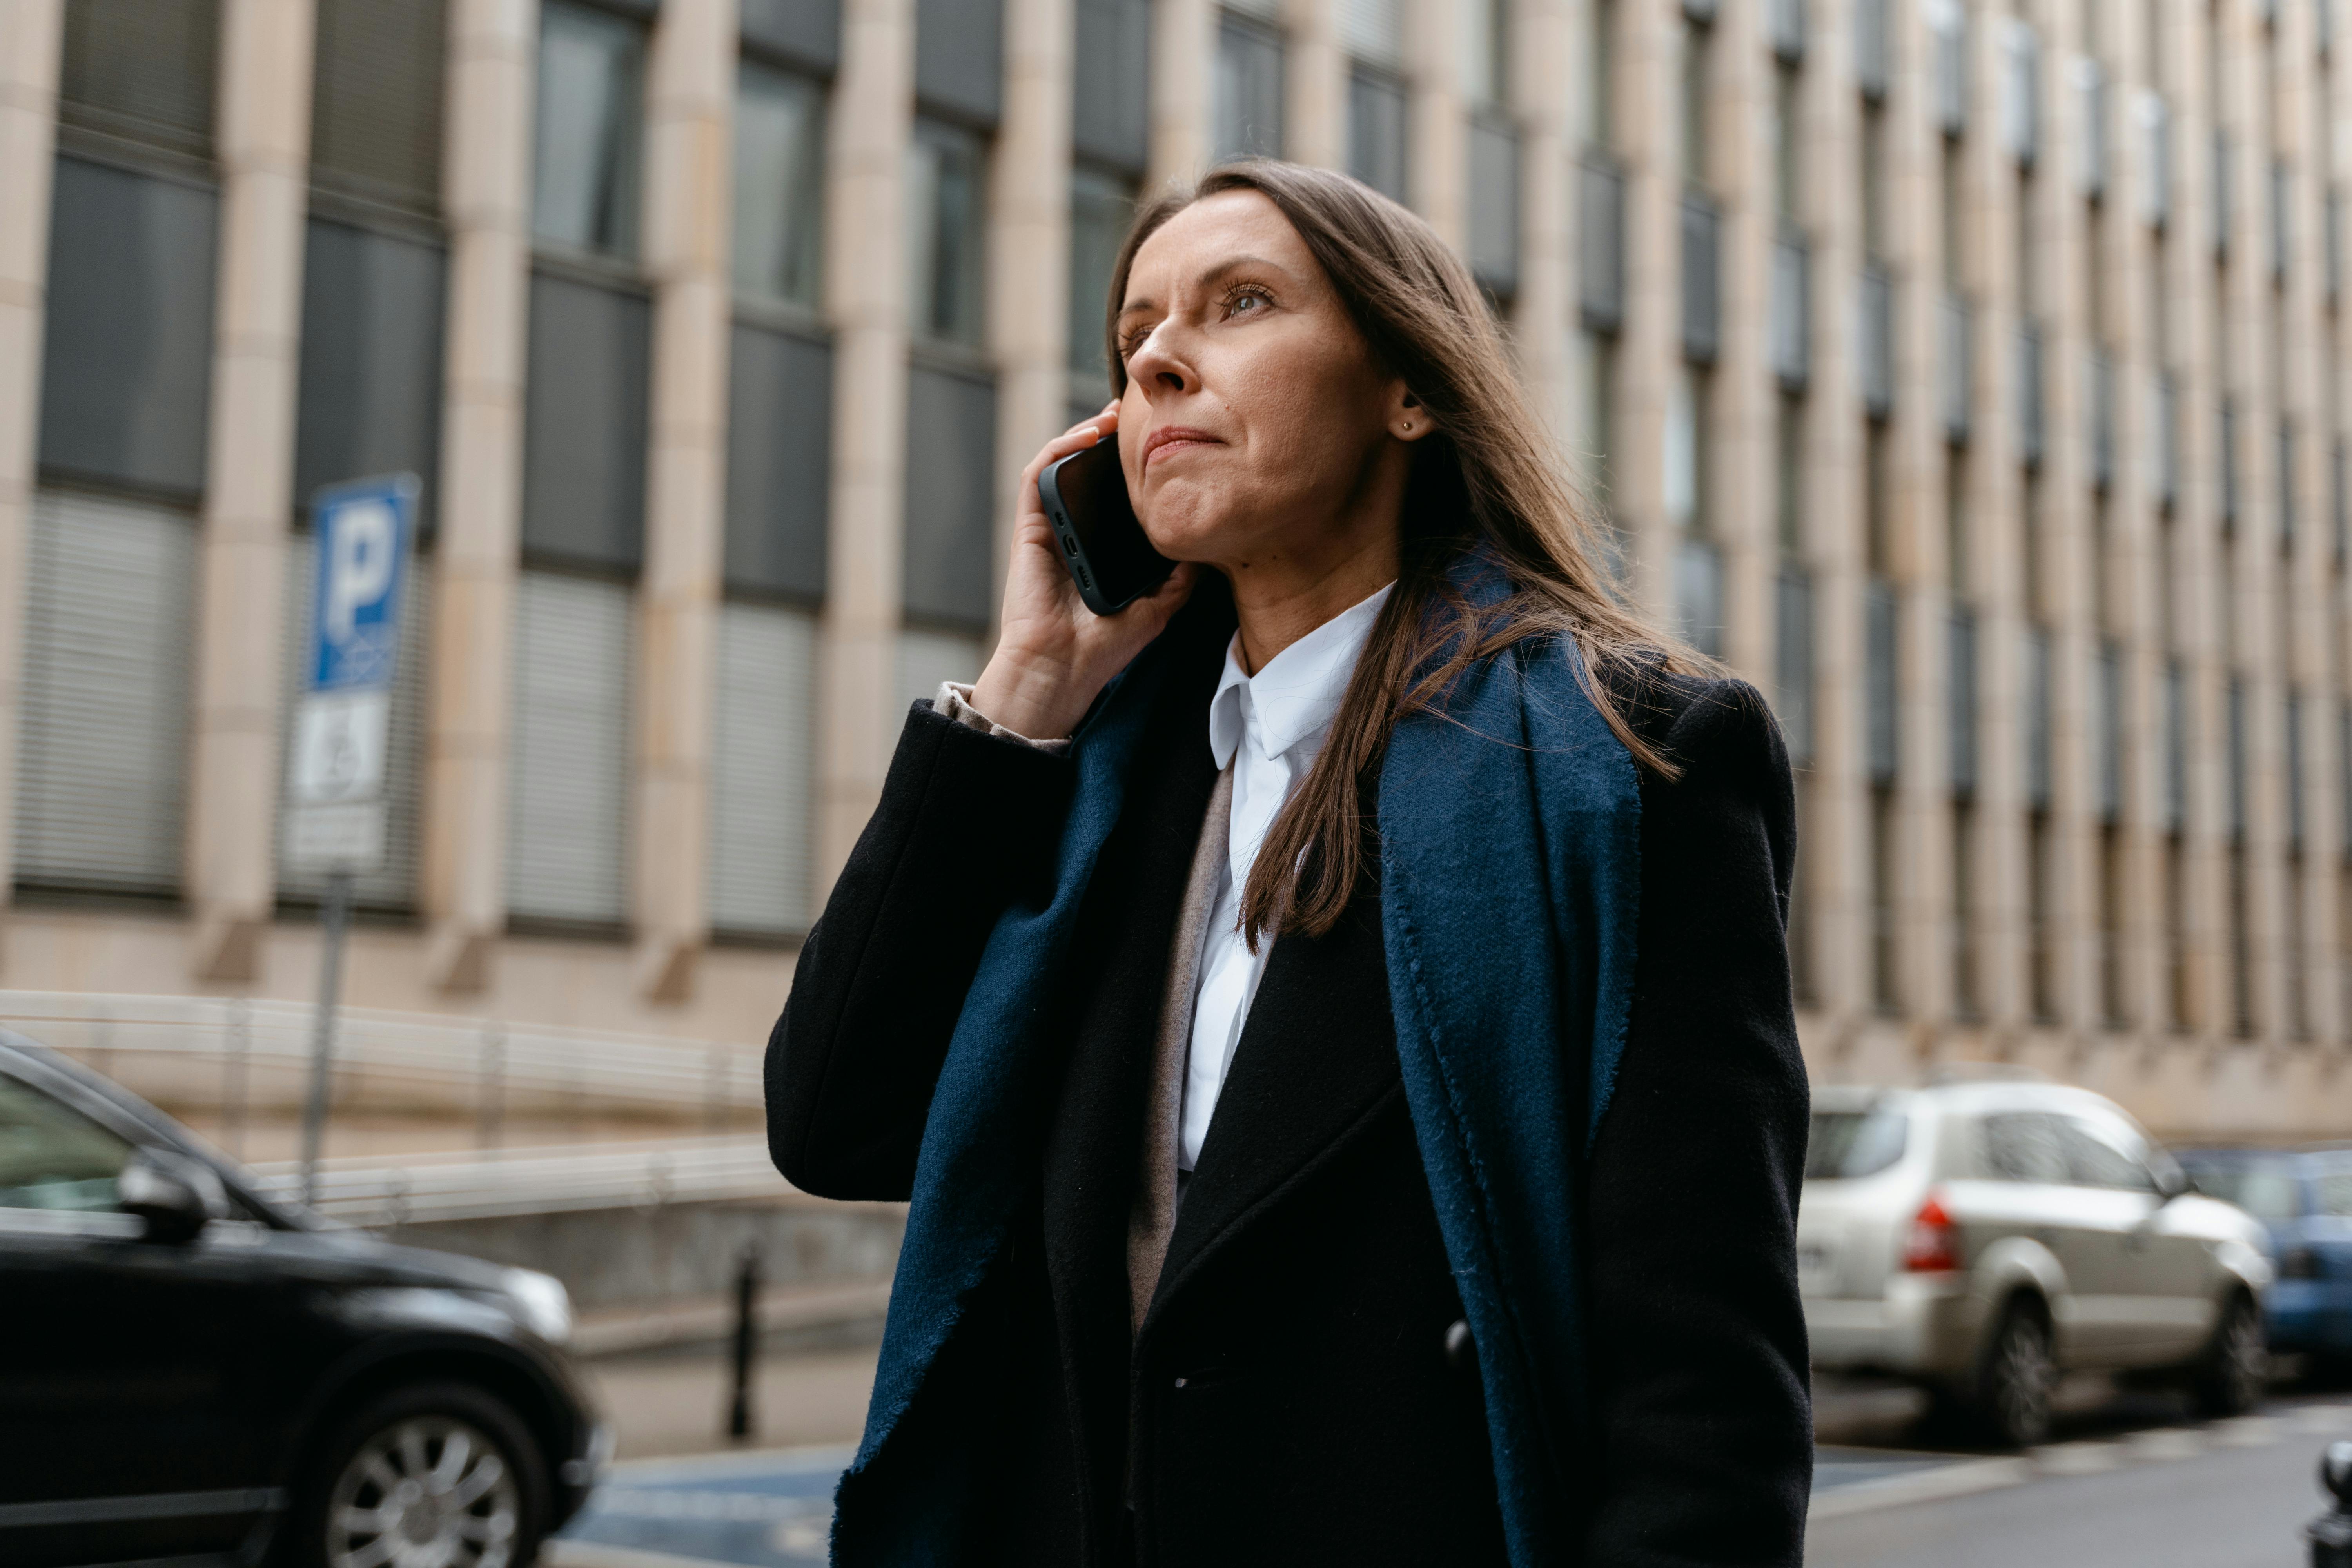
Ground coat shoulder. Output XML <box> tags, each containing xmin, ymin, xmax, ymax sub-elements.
<box><xmin>1593</xmin><ymin>660</ymin><xmax>1789</xmax><ymax>790</ymax></box>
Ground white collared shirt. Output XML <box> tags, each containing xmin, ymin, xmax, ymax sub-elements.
<box><xmin>1179</xmin><ymin>582</ymin><xmax>1395</xmax><ymax>1170</ymax></box>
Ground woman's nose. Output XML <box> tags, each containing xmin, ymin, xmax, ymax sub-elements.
<box><xmin>1124</xmin><ymin>324</ymin><xmax>1199</xmax><ymax>398</ymax></box>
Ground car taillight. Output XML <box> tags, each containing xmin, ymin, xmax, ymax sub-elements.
<box><xmin>1902</xmin><ymin>1192</ymin><xmax>1964</xmax><ymax>1273</ymax></box>
<box><xmin>2283</xmin><ymin>1246</ymin><xmax>2323</xmax><ymax>1280</ymax></box>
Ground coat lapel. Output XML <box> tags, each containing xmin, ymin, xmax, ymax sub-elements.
<box><xmin>1142</xmin><ymin>863</ymin><xmax>1401</xmax><ymax>1323</ymax></box>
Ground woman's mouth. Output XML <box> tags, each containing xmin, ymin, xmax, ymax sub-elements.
<box><xmin>1142</xmin><ymin>427</ymin><xmax>1222</xmax><ymax>467</ymax></box>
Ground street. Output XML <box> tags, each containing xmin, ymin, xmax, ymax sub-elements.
<box><xmin>539</xmin><ymin>1361</ymin><xmax>2352</xmax><ymax>1568</ymax></box>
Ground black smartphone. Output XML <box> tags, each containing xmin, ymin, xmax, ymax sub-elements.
<box><xmin>1038</xmin><ymin>437</ymin><xmax>1176</xmax><ymax>616</ymax></box>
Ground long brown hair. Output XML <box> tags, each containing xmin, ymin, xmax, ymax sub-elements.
<box><xmin>1105</xmin><ymin>160</ymin><xmax>1702</xmax><ymax>948</ymax></box>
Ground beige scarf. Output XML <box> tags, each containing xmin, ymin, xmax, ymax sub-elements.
<box><xmin>1124</xmin><ymin>763</ymin><xmax>1235</xmax><ymax>1337</ymax></box>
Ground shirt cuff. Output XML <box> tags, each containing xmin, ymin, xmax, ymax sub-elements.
<box><xmin>935</xmin><ymin>682</ymin><xmax>1072</xmax><ymax>754</ymax></box>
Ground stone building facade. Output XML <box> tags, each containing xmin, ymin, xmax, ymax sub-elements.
<box><xmin>0</xmin><ymin>0</ymin><xmax>2348</xmax><ymax>1138</ymax></box>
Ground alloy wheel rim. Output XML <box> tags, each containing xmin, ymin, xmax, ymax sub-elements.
<box><xmin>1997</xmin><ymin>1318</ymin><xmax>2053</xmax><ymax>1440</ymax></box>
<box><xmin>2225</xmin><ymin>1304</ymin><xmax>2265</xmax><ymax>1403</ymax></box>
<box><xmin>326</xmin><ymin>1415</ymin><xmax>520</xmax><ymax>1568</ymax></box>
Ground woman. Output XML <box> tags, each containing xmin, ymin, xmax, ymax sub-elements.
<box><xmin>767</xmin><ymin>161</ymin><xmax>1811</xmax><ymax>1566</ymax></box>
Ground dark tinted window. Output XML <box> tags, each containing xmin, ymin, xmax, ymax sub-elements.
<box><xmin>2190</xmin><ymin>1167</ymin><xmax>2304</xmax><ymax>1219</ymax></box>
<box><xmin>2314</xmin><ymin>1172</ymin><xmax>2352</xmax><ymax>1217</ymax></box>
<box><xmin>1806</xmin><ymin>1107</ymin><xmax>1907</xmax><ymax>1180</ymax></box>
<box><xmin>1982</xmin><ymin>1111</ymin><xmax>2070</xmax><ymax>1183</ymax></box>
<box><xmin>2062</xmin><ymin>1113</ymin><xmax>2156</xmax><ymax>1192</ymax></box>
<box><xmin>0</xmin><ymin>1075</ymin><xmax>131</xmax><ymax>1212</ymax></box>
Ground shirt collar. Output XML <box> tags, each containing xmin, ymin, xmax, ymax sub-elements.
<box><xmin>1208</xmin><ymin>581</ymin><xmax>1395</xmax><ymax>771</ymax></box>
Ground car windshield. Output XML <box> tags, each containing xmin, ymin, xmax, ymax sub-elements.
<box><xmin>1806</xmin><ymin>1106</ymin><xmax>1908</xmax><ymax>1180</ymax></box>
<box><xmin>0</xmin><ymin>1071</ymin><xmax>131</xmax><ymax>1212</ymax></box>
<box><xmin>2188</xmin><ymin>1164</ymin><xmax>2303</xmax><ymax>1220</ymax></box>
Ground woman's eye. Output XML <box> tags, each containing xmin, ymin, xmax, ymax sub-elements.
<box><xmin>1223</xmin><ymin>289</ymin><xmax>1269</xmax><ymax>319</ymax></box>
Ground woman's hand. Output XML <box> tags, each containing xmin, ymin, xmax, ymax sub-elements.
<box><xmin>970</xmin><ymin>402</ymin><xmax>1198</xmax><ymax>740</ymax></box>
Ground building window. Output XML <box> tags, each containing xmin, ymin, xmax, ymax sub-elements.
<box><xmin>1216</xmin><ymin>13</ymin><xmax>1285</xmax><ymax>162</ymax></box>
<box><xmin>733</xmin><ymin>59</ymin><xmax>826</xmax><ymax>310</ymax></box>
<box><xmin>1347</xmin><ymin>68</ymin><xmax>1409</xmax><ymax>202</ymax></box>
<box><xmin>1872</xmin><ymin>786</ymin><xmax>1900</xmax><ymax>1013</ymax></box>
<box><xmin>15</xmin><ymin>491</ymin><xmax>197</xmax><ymax>900</ymax></box>
<box><xmin>310</xmin><ymin>0</ymin><xmax>446</xmax><ymax>213</ymax></box>
<box><xmin>2167</xmin><ymin>835</ymin><xmax>2191</xmax><ymax>1031</ymax></box>
<box><xmin>1461</xmin><ymin>0</ymin><xmax>1508</xmax><ymax>106</ymax></box>
<box><xmin>2100</xmin><ymin>825</ymin><xmax>2126</xmax><ymax>1027</ymax></box>
<box><xmin>1069</xmin><ymin>166</ymin><xmax>1138</xmax><ymax>393</ymax></box>
<box><xmin>906</xmin><ymin>118</ymin><xmax>989</xmax><ymax>348</ymax></box>
<box><xmin>1581</xmin><ymin>0</ymin><xmax>1614</xmax><ymax>147</ymax></box>
<box><xmin>709</xmin><ymin>602</ymin><xmax>818</xmax><ymax>937</ymax></box>
<box><xmin>507</xmin><ymin>571</ymin><xmax>634</xmax><ymax>929</ymax></box>
<box><xmin>1954</xmin><ymin>802</ymin><xmax>1978</xmax><ymax>1018</ymax></box>
<box><xmin>2029</xmin><ymin>810</ymin><xmax>2057</xmax><ymax>1022</ymax></box>
<box><xmin>59</xmin><ymin>0</ymin><xmax>220</xmax><ymax>158</ymax></box>
<box><xmin>1773</xmin><ymin>62</ymin><xmax>1801</xmax><ymax>223</ymax></box>
<box><xmin>532</xmin><ymin>0</ymin><xmax>646</xmax><ymax>262</ymax></box>
<box><xmin>1680</xmin><ymin>15</ymin><xmax>1711</xmax><ymax>188</ymax></box>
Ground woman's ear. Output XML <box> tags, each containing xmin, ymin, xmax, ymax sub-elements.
<box><xmin>1389</xmin><ymin>385</ymin><xmax>1433</xmax><ymax>443</ymax></box>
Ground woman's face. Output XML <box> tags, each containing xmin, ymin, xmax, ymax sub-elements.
<box><xmin>1113</xmin><ymin>190</ymin><xmax>1415</xmax><ymax>577</ymax></box>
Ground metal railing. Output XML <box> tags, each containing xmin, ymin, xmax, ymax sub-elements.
<box><xmin>244</xmin><ymin>1134</ymin><xmax>784</xmax><ymax>1227</ymax></box>
<box><xmin>0</xmin><ymin>989</ymin><xmax>764</xmax><ymax>1122</ymax></box>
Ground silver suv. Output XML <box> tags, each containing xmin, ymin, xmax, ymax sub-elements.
<box><xmin>1799</xmin><ymin>1074</ymin><xmax>2273</xmax><ymax>1446</ymax></box>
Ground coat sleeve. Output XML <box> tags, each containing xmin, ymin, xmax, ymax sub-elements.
<box><xmin>1579</xmin><ymin>678</ymin><xmax>1813</xmax><ymax>1566</ymax></box>
<box><xmin>765</xmin><ymin>702</ymin><xmax>1076</xmax><ymax>1202</ymax></box>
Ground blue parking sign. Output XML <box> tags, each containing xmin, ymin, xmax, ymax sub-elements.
<box><xmin>306</xmin><ymin>475</ymin><xmax>416</xmax><ymax>694</ymax></box>
<box><xmin>287</xmin><ymin>474</ymin><xmax>419</xmax><ymax>870</ymax></box>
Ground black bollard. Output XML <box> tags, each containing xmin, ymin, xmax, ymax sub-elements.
<box><xmin>2309</xmin><ymin>1441</ymin><xmax>2352</xmax><ymax>1565</ymax></box>
<box><xmin>727</xmin><ymin>1243</ymin><xmax>760</xmax><ymax>1443</ymax></box>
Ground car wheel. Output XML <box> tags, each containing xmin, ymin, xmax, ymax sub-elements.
<box><xmin>2192</xmin><ymin>1292</ymin><xmax>2266</xmax><ymax>1419</ymax></box>
<box><xmin>1975</xmin><ymin>1299</ymin><xmax>2057</xmax><ymax>1448</ymax></box>
<box><xmin>287</xmin><ymin>1381</ymin><xmax>550</xmax><ymax>1568</ymax></box>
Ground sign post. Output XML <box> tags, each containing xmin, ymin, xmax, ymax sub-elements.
<box><xmin>289</xmin><ymin>475</ymin><xmax>417</xmax><ymax>1210</ymax></box>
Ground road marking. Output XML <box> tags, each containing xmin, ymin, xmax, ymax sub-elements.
<box><xmin>545</xmin><ymin>1543</ymin><xmax>744</xmax><ymax>1568</ymax></box>
<box><xmin>2033</xmin><ymin>1440</ymin><xmax>2125</xmax><ymax>1475</ymax></box>
<box><xmin>2125</xmin><ymin>1428</ymin><xmax>2205</xmax><ymax>1463</ymax></box>
<box><xmin>2211</xmin><ymin>1416</ymin><xmax>2283</xmax><ymax>1448</ymax></box>
<box><xmin>1808</xmin><ymin>1458</ymin><xmax>2033</xmax><ymax>1521</ymax></box>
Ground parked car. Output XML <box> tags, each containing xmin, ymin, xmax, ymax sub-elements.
<box><xmin>1798</xmin><ymin>1074</ymin><xmax>2273</xmax><ymax>1446</ymax></box>
<box><xmin>2178</xmin><ymin>1145</ymin><xmax>2352</xmax><ymax>1368</ymax></box>
<box><xmin>0</xmin><ymin>1035</ymin><xmax>604</xmax><ymax>1568</ymax></box>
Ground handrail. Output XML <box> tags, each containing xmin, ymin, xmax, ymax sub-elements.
<box><xmin>243</xmin><ymin>1134</ymin><xmax>788</xmax><ymax>1226</ymax></box>
<box><xmin>0</xmin><ymin>989</ymin><xmax>764</xmax><ymax>1111</ymax></box>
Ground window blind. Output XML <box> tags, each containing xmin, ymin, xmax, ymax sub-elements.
<box><xmin>708</xmin><ymin>603</ymin><xmax>818</xmax><ymax>935</ymax></box>
<box><xmin>15</xmin><ymin>490</ymin><xmax>197</xmax><ymax>897</ymax></box>
<box><xmin>506</xmin><ymin>571</ymin><xmax>635</xmax><ymax>927</ymax></box>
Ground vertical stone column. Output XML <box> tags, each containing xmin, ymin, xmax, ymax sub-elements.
<box><xmin>1512</xmin><ymin>0</ymin><xmax>1574</xmax><ymax>439</ymax></box>
<box><xmin>1285</xmin><ymin>0</ymin><xmax>1344</xmax><ymax>169</ymax></box>
<box><xmin>1149</xmin><ymin>0</ymin><xmax>1216</xmax><ymax>189</ymax></box>
<box><xmin>2177</xmin><ymin>0</ymin><xmax>2225</xmax><ymax>1048</ymax></box>
<box><xmin>1612</xmin><ymin>0</ymin><xmax>1673</xmax><ymax>624</ymax></box>
<box><xmin>2116</xmin><ymin>0</ymin><xmax>2166</xmax><ymax>1042</ymax></box>
<box><xmin>991</xmin><ymin>0</ymin><xmax>1075</xmax><ymax>620</ymax></box>
<box><xmin>1410</xmin><ymin>0</ymin><xmax>1467</xmax><ymax>249</ymax></box>
<box><xmin>1711</xmin><ymin>0</ymin><xmax>1770</xmax><ymax>683</ymax></box>
<box><xmin>813</xmin><ymin>0</ymin><xmax>915</xmax><ymax>898</ymax></box>
<box><xmin>185</xmin><ymin>0</ymin><xmax>317</xmax><ymax>983</ymax></box>
<box><xmin>0</xmin><ymin>0</ymin><xmax>62</xmax><ymax>930</ymax></box>
<box><xmin>423</xmin><ymin>0</ymin><xmax>537</xmax><ymax>994</ymax></box>
<box><xmin>632</xmin><ymin>0</ymin><xmax>739</xmax><ymax>1002</ymax></box>
<box><xmin>1801</xmin><ymin>0</ymin><xmax>1865</xmax><ymax>1052</ymax></box>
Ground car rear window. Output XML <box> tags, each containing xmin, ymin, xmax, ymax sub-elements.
<box><xmin>2189</xmin><ymin>1166</ymin><xmax>2302</xmax><ymax>1220</ymax></box>
<box><xmin>1806</xmin><ymin>1107</ymin><xmax>1908</xmax><ymax>1180</ymax></box>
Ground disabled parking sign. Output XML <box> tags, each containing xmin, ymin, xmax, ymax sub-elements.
<box><xmin>285</xmin><ymin>474</ymin><xmax>417</xmax><ymax>873</ymax></box>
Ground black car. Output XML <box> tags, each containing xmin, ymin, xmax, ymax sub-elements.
<box><xmin>0</xmin><ymin>1035</ymin><xmax>604</xmax><ymax>1568</ymax></box>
